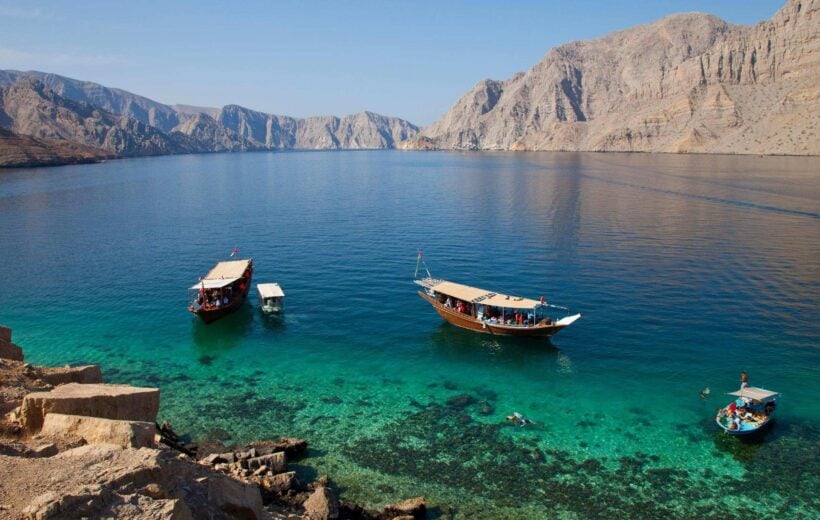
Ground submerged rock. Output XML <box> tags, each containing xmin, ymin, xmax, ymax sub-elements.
<box><xmin>381</xmin><ymin>496</ymin><xmax>426</xmax><ymax>519</ymax></box>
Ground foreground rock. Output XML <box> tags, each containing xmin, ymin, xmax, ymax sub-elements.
<box><xmin>41</xmin><ymin>414</ymin><xmax>154</xmax><ymax>449</ymax></box>
<box><xmin>0</xmin><ymin>339</ymin><xmax>23</xmax><ymax>362</ymax></box>
<box><xmin>11</xmin><ymin>444</ymin><xmax>264</xmax><ymax>519</ymax></box>
<box><xmin>20</xmin><ymin>383</ymin><xmax>159</xmax><ymax>432</ymax></box>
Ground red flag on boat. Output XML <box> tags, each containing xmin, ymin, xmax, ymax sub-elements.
<box><xmin>230</xmin><ymin>247</ymin><xmax>239</xmax><ymax>258</ymax></box>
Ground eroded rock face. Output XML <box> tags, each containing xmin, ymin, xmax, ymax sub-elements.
<box><xmin>41</xmin><ymin>414</ymin><xmax>155</xmax><ymax>449</ymax></box>
<box><xmin>382</xmin><ymin>496</ymin><xmax>426</xmax><ymax>519</ymax></box>
<box><xmin>303</xmin><ymin>486</ymin><xmax>339</xmax><ymax>520</ymax></box>
<box><xmin>37</xmin><ymin>365</ymin><xmax>102</xmax><ymax>386</ymax></box>
<box><xmin>18</xmin><ymin>444</ymin><xmax>264</xmax><ymax>520</ymax></box>
<box><xmin>0</xmin><ymin>339</ymin><xmax>23</xmax><ymax>361</ymax></box>
<box><xmin>405</xmin><ymin>0</ymin><xmax>819</xmax><ymax>155</ymax></box>
<box><xmin>20</xmin><ymin>383</ymin><xmax>159</xmax><ymax>432</ymax></box>
<box><xmin>0</xmin><ymin>72</ymin><xmax>419</xmax><ymax>157</ymax></box>
<box><xmin>0</xmin><ymin>325</ymin><xmax>11</xmax><ymax>343</ymax></box>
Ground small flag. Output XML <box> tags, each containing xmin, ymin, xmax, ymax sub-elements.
<box><xmin>230</xmin><ymin>247</ymin><xmax>239</xmax><ymax>258</ymax></box>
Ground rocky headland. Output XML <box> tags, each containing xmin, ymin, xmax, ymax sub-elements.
<box><xmin>0</xmin><ymin>325</ymin><xmax>426</xmax><ymax>520</ymax></box>
<box><xmin>401</xmin><ymin>0</ymin><xmax>819</xmax><ymax>154</ymax></box>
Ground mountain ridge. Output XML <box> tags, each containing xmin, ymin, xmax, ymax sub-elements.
<box><xmin>401</xmin><ymin>0</ymin><xmax>819</xmax><ymax>155</ymax></box>
<box><xmin>0</xmin><ymin>70</ymin><xmax>420</xmax><ymax>166</ymax></box>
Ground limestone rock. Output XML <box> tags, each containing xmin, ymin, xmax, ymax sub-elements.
<box><xmin>29</xmin><ymin>443</ymin><xmax>58</xmax><ymax>458</ymax></box>
<box><xmin>406</xmin><ymin>0</ymin><xmax>820</xmax><ymax>155</ymax></box>
<box><xmin>265</xmin><ymin>471</ymin><xmax>297</xmax><ymax>494</ymax></box>
<box><xmin>0</xmin><ymin>325</ymin><xmax>11</xmax><ymax>342</ymax></box>
<box><xmin>37</xmin><ymin>365</ymin><xmax>102</xmax><ymax>386</ymax></box>
<box><xmin>206</xmin><ymin>473</ymin><xmax>264</xmax><ymax>519</ymax></box>
<box><xmin>0</xmin><ymin>80</ymin><xmax>199</xmax><ymax>157</ymax></box>
<box><xmin>382</xmin><ymin>496</ymin><xmax>426</xmax><ymax>519</ymax></box>
<box><xmin>17</xmin><ymin>444</ymin><xmax>264</xmax><ymax>520</ymax></box>
<box><xmin>41</xmin><ymin>413</ymin><xmax>155</xmax><ymax>448</ymax></box>
<box><xmin>0</xmin><ymin>127</ymin><xmax>110</xmax><ymax>168</ymax></box>
<box><xmin>0</xmin><ymin>339</ymin><xmax>23</xmax><ymax>361</ymax></box>
<box><xmin>302</xmin><ymin>487</ymin><xmax>339</xmax><ymax>520</ymax></box>
<box><xmin>244</xmin><ymin>451</ymin><xmax>287</xmax><ymax>474</ymax></box>
<box><xmin>0</xmin><ymin>71</ymin><xmax>419</xmax><ymax>157</ymax></box>
<box><xmin>20</xmin><ymin>383</ymin><xmax>159</xmax><ymax>432</ymax></box>
<box><xmin>249</xmin><ymin>437</ymin><xmax>308</xmax><ymax>457</ymax></box>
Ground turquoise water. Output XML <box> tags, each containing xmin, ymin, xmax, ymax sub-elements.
<box><xmin>1</xmin><ymin>151</ymin><xmax>818</xmax><ymax>518</ymax></box>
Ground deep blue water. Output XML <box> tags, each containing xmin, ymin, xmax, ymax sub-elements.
<box><xmin>1</xmin><ymin>150</ymin><xmax>818</xmax><ymax>518</ymax></box>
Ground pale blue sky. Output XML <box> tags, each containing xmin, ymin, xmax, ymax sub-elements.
<box><xmin>0</xmin><ymin>1</ymin><xmax>784</xmax><ymax>125</ymax></box>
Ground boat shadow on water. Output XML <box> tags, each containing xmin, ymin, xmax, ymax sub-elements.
<box><xmin>191</xmin><ymin>304</ymin><xmax>255</xmax><ymax>356</ymax></box>
<box><xmin>428</xmin><ymin>322</ymin><xmax>564</xmax><ymax>365</ymax></box>
<box><xmin>711</xmin><ymin>416</ymin><xmax>806</xmax><ymax>463</ymax></box>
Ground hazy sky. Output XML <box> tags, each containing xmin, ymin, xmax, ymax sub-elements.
<box><xmin>0</xmin><ymin>0</ymin><xmax>784</xmax><ymax>125</ymax></box>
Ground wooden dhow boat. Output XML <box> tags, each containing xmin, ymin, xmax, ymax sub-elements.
<box><xmin>188</xmin><ymin>258</ymin><xmax>253</xmax><ymax>324</ymax></box>
<box><xmin>414</xmin><ymin>276</ymin><xmax>581</xmax><ymax>337</ymax></box>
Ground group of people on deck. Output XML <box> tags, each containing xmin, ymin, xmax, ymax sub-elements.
<box><xmin>716</xmin><ymin>371</ymin><xmax>775</xmax><ymax>431</ymax></box>
<box><xmin>441</xmin><ymin>295</ymin><xmax>548</xmax><ymax>327</ymax></box>
<box><xmin>195</xmin><ymin>287</ymin><xmax>233</xmax><ymax>310</ymax></box>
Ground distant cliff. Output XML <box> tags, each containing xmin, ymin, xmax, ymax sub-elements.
<box><xmin>0</xmin><ymin>80</ymin><xmax>199</xmax><ymax>158</ymax></box>
<box><xmin>0</xmin><ymin>70</ymin><xmax>419</xmax><ymax>166</ymax></box>
<box><xmin>0</xmin><ymin>127</ymin><xmax>111</xmax><ymax>168</ymax></box>
<box><xmin>402</xmin><ymin>0</ymin><xmax>819</xmax><ymax>155</ymax></box>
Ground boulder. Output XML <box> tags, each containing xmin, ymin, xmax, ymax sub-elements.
<box><xmin>206</xmin><ymin>474</ymin><xmax>264</xmax><ymax>520</ymax></box>
<box><xmin>30</xmin><ymin>443</ymin><xmax>58</xmax><ymax>458</ymax></box>
<box><xmin>264</xmin><ymin>471</ymin><xmax>297</xmax><ymax>494</ymax></box>
<box><xmin>38</xmin><ymin>365</ymin><xmax>102</xmax><ymax>386</ymax></box>
<box><xmin>41</xmin><ymin>413</ymin><xmax>154</xmax><ymax>448</ymax></box>
<box><xmin>0</xmin><ymin>339</ymin><xmax>23</xmax><ymax>362</ymax></box>
<box><xmin>244</xmin><ymin>451</ymin><xmax>286</xmax><ymax>474</ymax></box>
<box><xmin>303</xmin><ymin>487</ymin><xmax>339</xmax><ymax>520</ymax></box>
<box><xmin>20</xmin><ymin>383</ymin><xmax>159</xmax><ymax>432</ymax></box>
<box><xmin>0</xmin><ymin>325</ymin><xmax>11</xmax><ymax>343</ymax></box>
<box><xmin>250</xmin><ymin>437</ymin><xmax>308</xmax><ymax>457</ymax></box>
<box><xmin>382</xmin><ymin>496</ymin><xmax>426</xmax><ymax>520</ymax></box>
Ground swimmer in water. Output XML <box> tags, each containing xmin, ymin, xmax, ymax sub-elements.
<box><xmin>700</xmin><ymin>387</ymin><xmax>711</xmax><ymax>399</ymax></box>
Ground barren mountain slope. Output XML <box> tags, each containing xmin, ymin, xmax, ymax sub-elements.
<box><xmin>405</xmin><ymin>0</ymin><xmax>818</xmax><ymax>154</ymax></box>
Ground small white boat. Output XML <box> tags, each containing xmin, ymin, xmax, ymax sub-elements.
<box><xmin>256</xmin><ymin>283</ymin><xmax>285</xmax><ymax>314</ymax></box>
<box><xmin>715</xmin><ymin>386</ymin><xmax>779</xmax><ymax>435</ymax></box>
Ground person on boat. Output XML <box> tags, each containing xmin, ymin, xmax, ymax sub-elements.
<box><xmin>740</xmin><ymin>371</ymin><xmax>749</xmax><ymax>389</ymax></box>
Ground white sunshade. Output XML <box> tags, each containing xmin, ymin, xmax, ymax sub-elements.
<box><xmin>257</xmin><ymin>283</ymin><xmax>285</xmax><ymax>298</ymax></box>
<box><xmin>728</xmin><ymin>387</ymin><xmax>780</xmax><ymax>401</ymax></box>
<box><xmin>431</xmin><ymin>280</ymin><xmax>542</xmax><ymax>309</ymax></box>
<box><xmin>190</xmin><ymin>278</ymin><xmax>237</xmax><ymax>290</ymax></box>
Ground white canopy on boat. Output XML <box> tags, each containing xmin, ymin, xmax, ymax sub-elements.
<box><xmin>204</xmin><ymin>259</ymin><xmax>250</xmax><ymax>280</ymax></box>
<box><xmin>190</xmin><ymin>278</ymin><xmax>237</xmax><ymax>290</ymax></box>
<box><xmin>257</xmin><ymin>283</ymin><xmax>284</xmax><ymax>298</ymax></box>
<box><xmin>728</xmin><ymin>387</ymin><xmax>779</xmax><ymax>401</ymax></box>
<box><xmin>430</xmin><ymin>280</ymin><xmax>542</xmax><ymax>309</ymax></box>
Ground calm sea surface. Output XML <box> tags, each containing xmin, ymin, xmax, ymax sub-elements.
<box><xmin>1</xmin><ymin>151</ymin><xmax>818</xmax><ymax>518</ymax></box>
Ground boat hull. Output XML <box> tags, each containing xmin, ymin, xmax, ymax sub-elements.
<box><xmin>418</xmin><ymin>291</ymin><xmax>566</xmax><ymax>337</ymax></box>
<box><xmin>189</xmin><ymin>265</ymin><xmax>253</xmax><ymax>324</ymax></box>
<box><xmin>715</xmin><ymin>415</ymin><xmax>774</xmax><ymax>435</ymax></box>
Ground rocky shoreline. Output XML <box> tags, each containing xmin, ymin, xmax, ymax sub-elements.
<box><xmin>0</xmin><ymin>325</ymin><xmax>426</xmax><ymax>520</ymax></box>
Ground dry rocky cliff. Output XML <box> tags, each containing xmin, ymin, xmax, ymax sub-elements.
<box><xmin>402</xmin><ymin>0</ymin><xmax>819</xmax><ymax>154</ymax></box>
<box><xmin>0</xmin><ymin>70</ymin><xmax>419</xmax><ymax>167</ymax></box>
